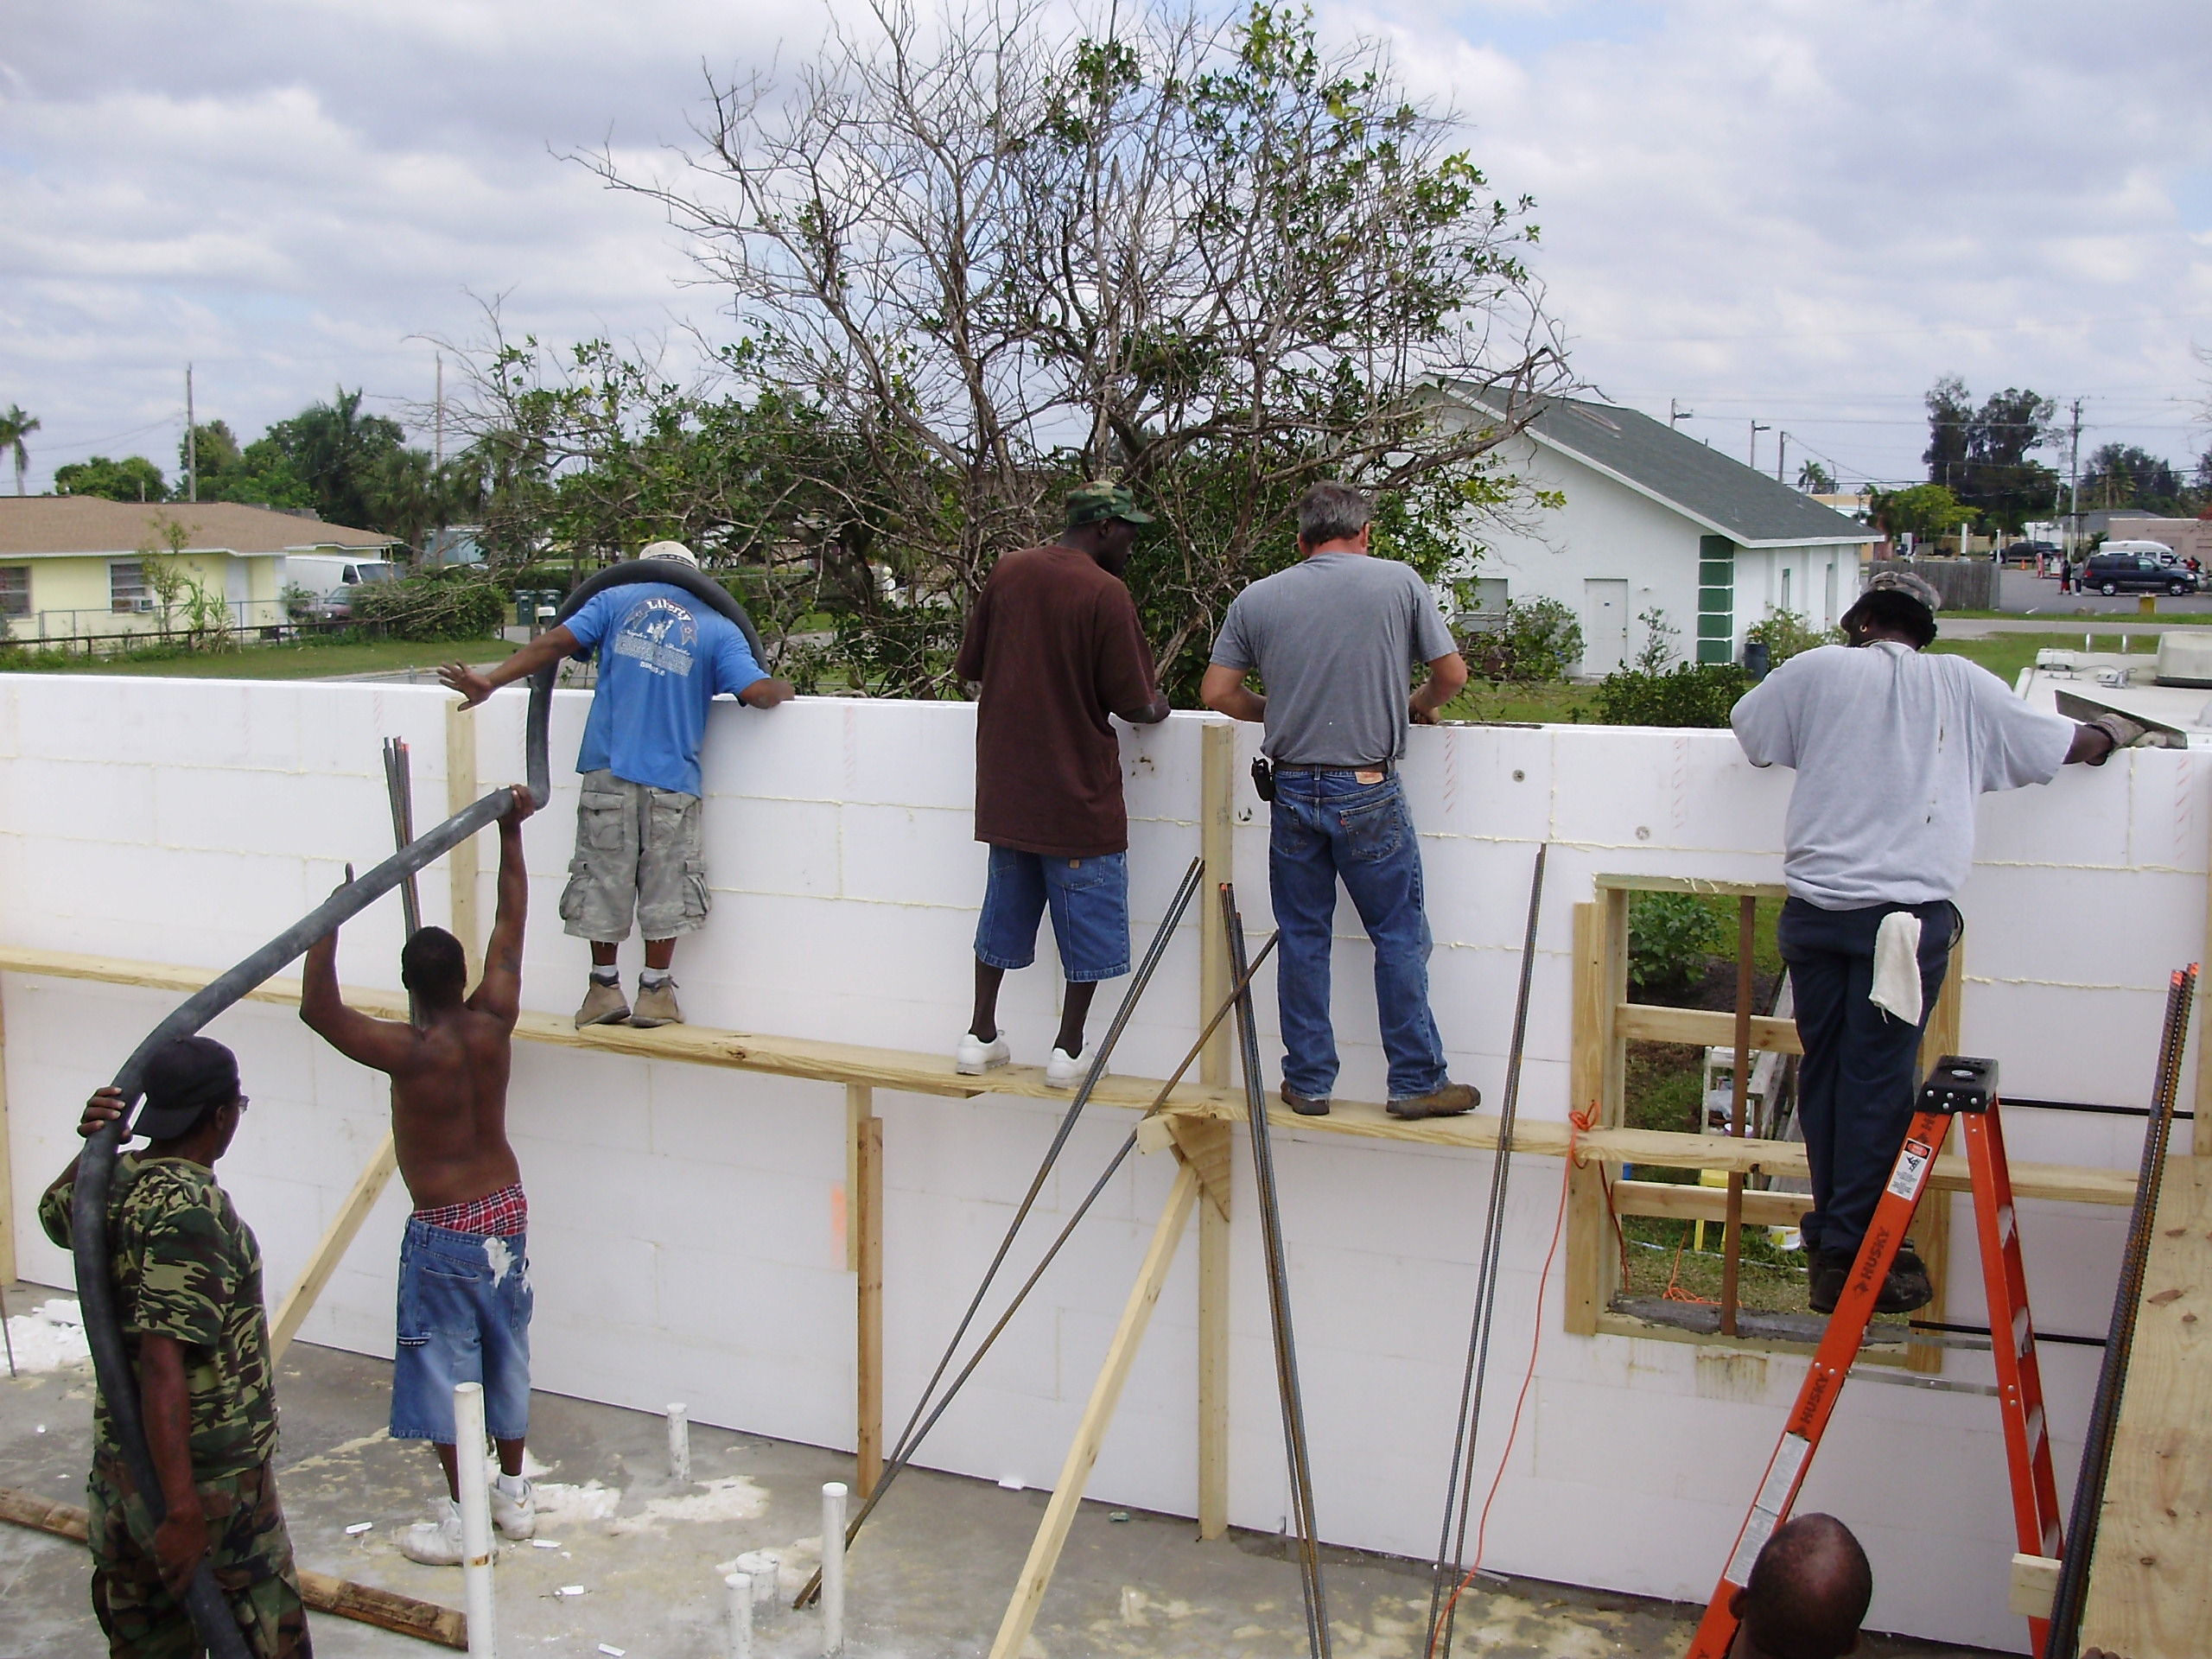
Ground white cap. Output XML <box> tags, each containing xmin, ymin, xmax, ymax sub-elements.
<box><xmin>639</xmin><ymin>540</ymin><xmax>699</xmax><ymax>569</ymax></box>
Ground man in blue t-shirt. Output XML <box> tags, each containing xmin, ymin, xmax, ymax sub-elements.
<box><xmin>443</xmin><ymin>543</ymin><xmax>794</xmax><ymax>1028</ymax></box>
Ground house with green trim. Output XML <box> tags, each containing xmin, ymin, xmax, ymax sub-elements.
<box><xmin>1449</xmin><ymin>391</ymin><xmax>1881</xmax><ymax>675</ymax></box>
<box><xmin>0</xmin><ymin>499</ymin><xmax>399</xmax><ymax>645</ymax></box>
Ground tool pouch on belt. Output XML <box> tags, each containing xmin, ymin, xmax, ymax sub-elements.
<box><xmin>1250</xmin><ymin>757</ymin><xmax>1274</xmax><ymax>803</ymax></box>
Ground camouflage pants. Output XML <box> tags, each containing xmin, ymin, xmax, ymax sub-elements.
<box><xmin>88</xmin><ymin>1454</ymin><xmax>311</xmax><ymax>1659</ymax></box>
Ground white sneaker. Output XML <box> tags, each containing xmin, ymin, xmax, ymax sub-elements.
<box><xmin>492</xmin><ymin>1475</ymin><xmax>537</xmax><ymax>1540</ymax></box>
<box><xmin>398</xmin><ymin>1498</ymin><xmax>466</xmax><ymax>1566</ymax></box>
<box><xmin>956</xmin><ymin>1032</ymin><xmax>1010</xmax><ymax>1075</ymax></box>
<box><xmin>1045</xmin><ymin>1047</ymin><xmax>1096</xmax><ymax>1090</ymax></box>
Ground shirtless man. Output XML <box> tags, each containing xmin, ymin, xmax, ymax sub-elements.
<box><xmin>301</xmin><ymin>785</ymin><xmax>538</xmax><ymax>1565</ymax></box>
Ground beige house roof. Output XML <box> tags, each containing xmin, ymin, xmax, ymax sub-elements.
<box><xmin>0</xmin><ymin>498</ymin><xmax>398</xmax><ymax>558</ymax></box>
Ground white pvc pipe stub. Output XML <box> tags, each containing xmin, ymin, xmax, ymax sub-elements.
<box><xmin>724</xmin><ymin>1571</ymin><xmax>754</xmax><ymax>1659</ymax></box>
<box><xmin>821</xmin><ymin>1482</ymin><xmax>848</xmax><ymax>1657</ymax></box>
<box><xmin>453</xmin><ymin>1382</ymin><xmax>497</xmax><ymax>1658</ymax></box>
<box><xmin>667</xmin><ymin>1402</ymin><xmax>691</xmax><ymax>1484</ymax></box>
<box><xmin>734</xmin><ymin>1550</ymin><xmax>778</xmax><ymax>1610</ymax></box>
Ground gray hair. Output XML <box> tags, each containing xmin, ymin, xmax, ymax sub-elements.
<box><xmin>1295</xmin><ymin>482</ymin><xmax>1372</xmax><ymax>548</ymax></box>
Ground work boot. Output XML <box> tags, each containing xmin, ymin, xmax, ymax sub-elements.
<box><xmin>491</xmin><ymin>1473</ymin><xmax>537</xmax><ymax>1540</ymax></box>
<box><xmin>630</xmin><ymin>977</ymin><xmax>683</xmax><ymax>1028</ymax></box>
<box><xmin>956</xmin><ymin>1030</ymin><xmax>1011</xmax><ymax>1075</ymax></box>
<box><xmin>1387</xmin><ymin>1082</ymin><xmax>1480</xmax><ymax>1120</ymax></box>
<box><xmin>1278</xmin><ymin>1081</ymin><xmax>1332</xmax><ymax>1117</ymax></box>
<box><xmin>398</xmin><ymin>1498</ymin><xmax>466</xmax><ymax>1567</ymax></box>
<box><xmin>575</xmin><ymin>978</ymin><xmax>629</xmax><ymax>1030</ymax></box>
<box><xmin>1808</xmin><ymin>1244</ymin><xmax>1934</xmax><ymax>1317</ymax></box>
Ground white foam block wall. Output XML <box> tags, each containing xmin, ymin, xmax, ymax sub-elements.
<box><xmin>3</xmin><ymin>673</ymin><xmax>2201</xmax><ymax>1652</ymax></box>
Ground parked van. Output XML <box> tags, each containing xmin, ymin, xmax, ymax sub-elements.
<box><xmin>2098</xmin><ymin>538</ymin><xmax>2177</xmax><ymax>563</ymax></box>
<box><xmin>2081</xmin><ymin>549</ymin><xmax>2196</xmax><ymax>596</ymax></box>
<box><xmin>283</xmin><ymin>553</ymin><xmax>398</xmax><ymax>617</ymax></box>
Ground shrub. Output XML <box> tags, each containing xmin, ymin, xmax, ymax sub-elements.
<box><xmin>348</xmin><ymin>570</ymin><xmax>507</xmax><ymax>641</ymax></box>
<box><xmin>1492</xmin><ymin>597</ymin><xmax>1585</xmax><ymax>683</ymax></box>
<box><xmin>1630</xmin><ymin>892</ymin><xmax>1724</xmax><ymax>998</ymax></box>
<box><xmin>1745</xmin><ymin>608</ymin><xmax>1838</xmax><ymax>665</ymax></box>
<box><xmin>1593</xmin><ymin>661</ymin><xmax>1751</xmax><ymax>728</ymax></box>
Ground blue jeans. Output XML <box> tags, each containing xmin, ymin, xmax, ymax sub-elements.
<box><xmin>391</xmin><ymin>1217</ymin><xmax>534</xmax><ymax>1444</ymax></box>
<box><xmin>1777</xmin><ymin>896</ymin><xmax>1959</xmax><ymax>1259</ymax></box>
<box><xmin>974</xmin><ymin>846</ymin><xmax>1131</xmax><ymax>982</ymax></box>
<box><xmin>1268</xmin><ymin>771</ymin><xmax>1449</xmax><ymax>1101</ymax></box>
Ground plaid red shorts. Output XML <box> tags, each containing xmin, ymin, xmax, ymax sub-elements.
<box><xmin>412</xmin><ymin>1182</ymin><xmax>528</xmax><ymax>1237</ymax></box>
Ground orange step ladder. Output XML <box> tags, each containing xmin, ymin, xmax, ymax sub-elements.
<box><xmin>1684</xmin><ymin>1055</ymin><xmax>2065</xmax><ymax>1657</ymax></box>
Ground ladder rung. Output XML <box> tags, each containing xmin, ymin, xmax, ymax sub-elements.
<box><xmin>2044</xmin><ymin>1520</ymin><xmax>2062</xmax><ymax>1556</ymax></box>
<box><xmin>1996</xmin><ymin>1203</ymin><xmax>2015</xmax><ymax>1247</ymax></box>
<box><xmin>2024</xmin><ymin>1404</ymin><xmax>2045</xmax><ymax>1458</ymax></box>
<box><xmin>2014</xmin><ymin>1307</ymin><xmax>2032</xmax><ymax>1356</ymax></box>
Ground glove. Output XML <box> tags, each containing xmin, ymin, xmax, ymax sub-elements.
<box><xmin>2084</xmin><ymin>712</ymin><xmax>2148</xmax><ymax>764</ymax></box>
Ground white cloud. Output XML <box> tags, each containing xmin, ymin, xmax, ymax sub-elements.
<box><xmin>1</xmin><ymin>0</ymin><xmax>2207</xmax><ymax>496</ymax></box>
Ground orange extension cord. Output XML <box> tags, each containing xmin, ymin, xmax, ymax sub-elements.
<box><xmin>1426</xmin><ymin>1103</ymin><xmax>1596</xmax><ymax>1649</ymax></box>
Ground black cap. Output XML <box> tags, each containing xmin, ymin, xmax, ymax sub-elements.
<box><xmin>134</xmin><ymin>1036</ymin><xmax>241</xmax><ymax>1139</ymax></box>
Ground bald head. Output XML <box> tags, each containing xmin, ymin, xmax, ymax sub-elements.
<box><xmin>1730</xmin><ymin>1514</ymin><xmax>1872</xmax><ymax>1659</ymax></box>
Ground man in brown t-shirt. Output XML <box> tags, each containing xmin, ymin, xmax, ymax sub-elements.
<box><xmin>954</xmin><ymin>480</ymin><xmax>1170</xmax><ymax>1084</ymax></box>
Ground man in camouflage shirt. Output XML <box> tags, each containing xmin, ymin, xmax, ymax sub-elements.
<box><xmin>41</xmin><ymin>1035</ymin><xmax>310</xmax><ymax>1658</ymax></box>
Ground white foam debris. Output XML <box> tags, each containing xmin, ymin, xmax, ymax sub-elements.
<box><xmin>556</xmin><ymin>1585</ymin><xmax>587</xmax><ymax>1598</ymax></box>
<box><xmin>609</xmin><ymin>1476</ymin><xmax>770</xmax><ymax>1535</ymax></box>
<box><xmin>598</xmin><ymin>1646</ymin><xmax>625</xmax><ymax>1656</ymax></box>
<box><xmin>530</xmin><ymin>1539</ymin><xmax>563</xmax><ymax>1549</ymax></box>
<box><xmin>3</xmin><ymin>1300</ymin><xmax>92</xmax><ymax>1373</ymax></box>
<box><xmin>532</xmin><ymin>1480</ymin><xmax>624</xmax><ymax>1527</ymax></box>
<box><xmin>345</xmin><ymin>1522</ymin><xmax>374</xmax><ymax>1536</ymax></box>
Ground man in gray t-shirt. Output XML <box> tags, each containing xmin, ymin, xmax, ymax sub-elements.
<box><xmin>1201</xmin><ymin>481</ymin><xmax>1478</xmax><ymax>1120</ymax></box>
<box><xmin>1730</xmin><ymin>568</ymin><xmax>2133</xmax><ymax>1316</ymax></box>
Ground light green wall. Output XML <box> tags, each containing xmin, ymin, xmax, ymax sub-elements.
<box><xmin>0</xmin><ymin>552</ymin><xmax>283</xmax><ymax>639</ymax></box>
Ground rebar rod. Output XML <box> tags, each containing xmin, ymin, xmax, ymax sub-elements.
<box><xmin>1224</xmin><ymin>883</ymin><xmax>1329</xmax><ymax>1658</ymax></box>
<box><xmin>1719</xmin><ymin>895</ymin><xmax>1756</xmax><ymax>1337</ymax></box>
<box><xmin>2042</xmin><ymin>963</ymin><xmax>2196</xmax><ymax>1657</ymax></box>
<box><xmin>1425</xmin><ymin>843</ymin><xmax>1547</xmax><ymax>1659</ymax></box>
<box><xmin>793</xmin><ymin>931</ymin><xmax>1281</xmax><ymax>1609</ymax></box>
<box><xmin>382</xmin><ymin>738</ymin><xmax>423</xmax><ymax>939</ymax></box>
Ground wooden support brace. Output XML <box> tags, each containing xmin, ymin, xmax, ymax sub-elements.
<box><xmin>1565</xmin><ymin>902</ymin><xmax>1607</xmax><ymax>1336</ymax></box>
<box><xmin>988</xmin><ymin>1161</ymin><xmax>1199</xmax><ymax>1659</ymax></box>
<box><xmin>2009</xmin><ymin>1552</ymin><xmax>2059</xmax><ymax>1620</ymax></box>
<box><xmin>849</xmin><ymin>1084</ymin><xmax>884</xmax><ymax>1499</ymax></box>
<box><xmin>270</xmin><ymin>1132</ymin><xmax>398</xmax><ymax>1361</ymax></box>
<box><xmin>445</xmin><ymin>701</ymin><xmax>481</xmax><ymax>987</ymax></box>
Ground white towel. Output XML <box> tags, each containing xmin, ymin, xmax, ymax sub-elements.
<box><xmin>1870</xmin><ymin>911</ymin><xmax>1923</xmax><ymax>1025</ymax></box>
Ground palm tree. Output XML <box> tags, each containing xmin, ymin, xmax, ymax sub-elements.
<box><xmin>0</xmin><ymin>405</ymin><xmax>39</xmax><ymax>495</ymax></box>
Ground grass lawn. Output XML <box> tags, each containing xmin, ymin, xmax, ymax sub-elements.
<box><xmin>1929</xmin><ymin>630</ymin><xmax>2147</xmax><ymax>686</ymax></box>
<box><xmin>1437</xmin><ymin>679</ymin><xmax>1601</xmax><ymax>723</ymax></box>
<box><xmin>0</xmin><ymin>635</ymin><xmax>516</xmax><ymax>681</ymax></box>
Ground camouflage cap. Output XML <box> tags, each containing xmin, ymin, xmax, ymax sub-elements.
<box><xmin>1860</xmin><ymin>567</ymin><xmax>1942</xmax><ymax>613</ymax></box>
<box><xmin>1065</xmin><ymin>480</ymin><xmax>1154</xmax><ymax>529</ymax></box>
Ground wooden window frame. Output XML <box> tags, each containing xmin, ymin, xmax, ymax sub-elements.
<box><xmin>1567</xmin><ymin>874</ymin><xmax>1958</xmax><ymax>1370</ymax></box>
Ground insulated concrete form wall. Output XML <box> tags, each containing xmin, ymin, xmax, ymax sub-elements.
<box><xmin>2</xmin><ymin>674</ymin><xmax>2200</xmax><ymax>1652</ymax></box>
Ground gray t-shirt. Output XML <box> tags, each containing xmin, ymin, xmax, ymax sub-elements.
<box><xmin>1730</xmin><ymin>641</ymin><xmax>2074</xmax><ymax>908</ymax></box>
<box><xmin>1211</xmin><ymin>553</ymin><xmax>1459</xmax><ymax>765</ymax></box>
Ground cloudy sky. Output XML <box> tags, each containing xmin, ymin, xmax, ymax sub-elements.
<box><xmin>3</xmin><ymin>0</ymin><xmax>2207</xmax><ymax>499</ymax></box>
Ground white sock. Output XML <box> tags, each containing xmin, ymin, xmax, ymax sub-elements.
<box><xmin>496</xmin><ymin>1471</ymin><xmax>527</xmax><ymax>1497</ymax></box>
<box><xmin>639</xmin><ymin>969</ymin><xmax>671</xmax><ymax>988</ymax></box>
<box><xmin>589</xmin><ymin>967</ymin><xmax>619</xmax><ymax>985</ymax></box>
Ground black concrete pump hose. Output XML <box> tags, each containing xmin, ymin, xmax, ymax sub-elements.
<box><xmin>71</xmin><ymin>560</ymin><xmax>760</xmax><ymax>1656</ymax></box>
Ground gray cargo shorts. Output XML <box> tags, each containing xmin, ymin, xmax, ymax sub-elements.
<box><xmin>559</xmin><ymin>769</ymin><xmax>711</xmax><ymax>943</ymax></box>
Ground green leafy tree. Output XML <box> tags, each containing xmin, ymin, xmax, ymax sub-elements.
<box><xmin>1796</xmin><ymin>459</ymin><xmax>1835</xmax><ymax>493</ymax></box>
<box><xmin>257</xmin><ymin>388</ymin><xmax>408</xmax><ymax>529</ymax></box>
<box><xmin>561</xmin><ymin>0</ymin><xmax>1568</xmax><ymax>701</ymax></box>
<box><xmin>1869</xmin><ymin>481</ymin><xmax>1968</xmax><ymax>542</ymax></box>
<box><xmin>1745</xmin><ymin>607</ymin><xmax>1837</xmax><ymax>664</ymax></box>
<box><xmin>1921</xmin><ymin>377</ymin><xmax>2058</xmax><ymax>533</ymax></box>
<box><xmin>0</xmin><ymin>405</ymin><xmax>40</xmax><ymax>496</ymax></box>
<box><xmin>2080</xmin><ymin>442</ymin><xmax>2186</xmax><ymax>513</ymax></box>
<box><xmin>55</xmin><ymin>454</ymin><xmax>168</xmax><ymax>502</ymax></box>
<box><xmin>1594</xmin><ymin>662</ymin><xmax>1750</xmax><ymax>728</ymax></box>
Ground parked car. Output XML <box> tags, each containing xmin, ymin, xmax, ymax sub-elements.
<box><xmin>2081</xmin><ymin>550</ymin><xmax>2197</xmax><ymax>596</ymax></box>
<box><xmin>2001</xmin><ymin>539</ymin><xmax>2059</xmax><ymax>566</ymax></box>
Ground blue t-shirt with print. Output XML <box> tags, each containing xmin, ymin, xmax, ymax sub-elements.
<box><xmin>565</xmin><ymin>582</ymin><xmax>766</xmax><ymax>796</ymax></box>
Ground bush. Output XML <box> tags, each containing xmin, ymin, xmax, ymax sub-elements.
<box><xmin>348</xmin><ymin>570</ymin><xmax>507</xmax><ymax>641</ymax></box>
<box><xmin>1594</xmin><ymin>662</ymin><xmax>1751</xmax><ymax>728</ymax></box>
<box><xmin>1629</xmin><ymin>891</ymin><xmax>1725</xmax><ymax>997</ymax></box>
<box><xmin>1745</xmin><ymin>608</ymin><xmax>1838</xmax><ymax>664</ymax></box>
<box><xmin>1491</xmin><ymin>597</ymin><xmax>1585</xmax><ymax>683</ymax></box>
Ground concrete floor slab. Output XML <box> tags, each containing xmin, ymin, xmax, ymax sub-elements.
<box><xmin>1</xmin><ymin>1282</ymin><xmax>1999</xmax><ymax>1658</ymax></box>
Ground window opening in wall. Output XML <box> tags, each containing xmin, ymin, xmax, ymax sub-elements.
<box><xmin>0</xmin><ymin>564</ymin><xmax>28</xmax><ymax>619</ymax></box>
<box><xmin>110</xmin><ymin>561</ymin><xmax>149</xmax><ymax>613</ymax></box>
<box><xmin>1569</xmin><ymin>875</ymin><xmax>1962</xmax><ymax>1365</ymax></box>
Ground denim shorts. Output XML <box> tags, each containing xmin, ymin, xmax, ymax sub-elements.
<box><xmin>391</xmin><ymin>1216</ymin><xmax>534</xmax><ymax>1445</ymax></box>
<box><xmin>974</xmin><ymin>846</ymin><xmax>1131</xmax><ymax>982</ymax></box>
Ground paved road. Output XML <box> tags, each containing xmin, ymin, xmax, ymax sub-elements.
<box><xmin>1998</xmin><ymin>566</ymin><xmax>2212</xmax><ymax>616</ymax></box>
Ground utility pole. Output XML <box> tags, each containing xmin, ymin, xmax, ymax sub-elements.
<box><xmin>1777</xmin><ymin>432</ymin><xmax>1789</xmax><ymax>485</ymax></box>
<box><xmin>435</xmin><ymin>353</ymin><xmax>444</xmax><ymax>469</ymax></box>
<box><xmin>1750</xmin><ymin>421</ymin><xmax>1770</xmax><ymax>470</ymax></box>
<box><xmin>2066</xmin><ymin>397</ymin><xmax>2082</xmax><ymax>552</ymax></box>
<box><xmin>185</xmin><ymin>364</ymin><xmax>197</xmax><ymax>503</ymax></box>
<box><xmin>1670</xmin><ymin>398</ymin><xmax>1695</xmax><ymax>429</ymax></box>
